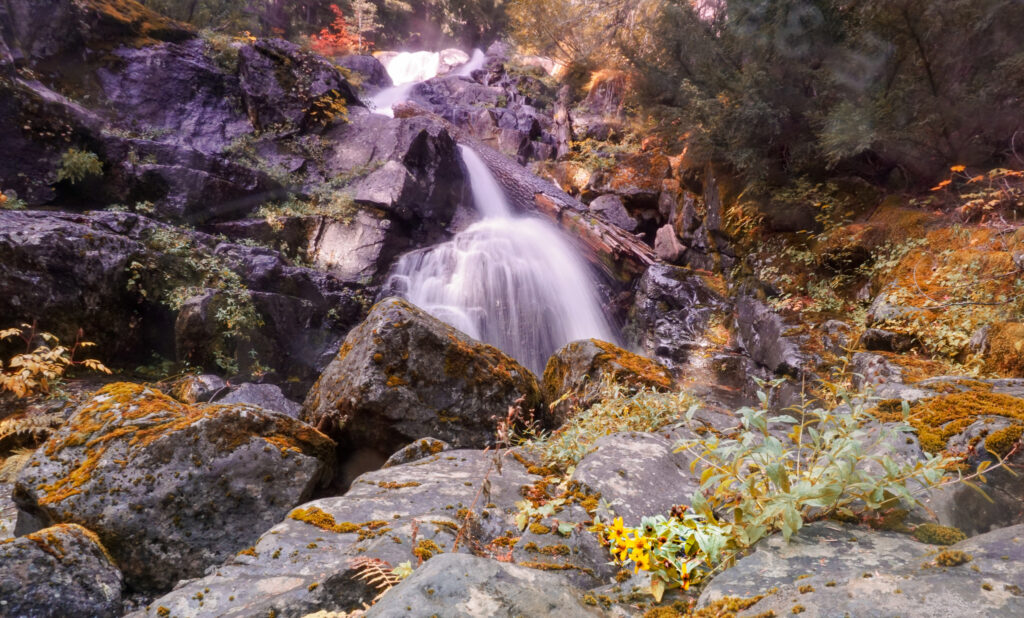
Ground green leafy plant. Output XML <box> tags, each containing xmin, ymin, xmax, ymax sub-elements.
<box><xmin>593</xmin><ymin>380</ymin><xmax>973</xmax><ymax>599</ymax></box>
<box><xmin>56</xmin><ymin>148</ymin><xmax>103</xmax><ymax>184</ymax></box>
<box><xmin>0</xmin><ymin>190</ymin><xmax>27</xmax><ymax>210</ymax></box>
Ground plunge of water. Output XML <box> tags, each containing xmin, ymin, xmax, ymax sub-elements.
<box><xmin>385</xmin><ymin>146</ymin><xmax>616</xmax><ymax>374</ymax></box>
<box><xmin>369</xmin><ymin>49</ymin><xmax>484</xmax><ymax>117</ymax></box>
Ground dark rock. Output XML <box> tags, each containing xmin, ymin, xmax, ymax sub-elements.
<box><xmin>382</xmin><ymin>437</ymin><xmax>451</xmax><ymax>468</ymax></box>
<box><xmin>0</xmin><ymin>523</ymin><xmax>123</xmax><ymax>618</ymax></box>
<box><xmin>97</xmin><ymin>39</ymin><xmax>252</xmax><ymax>155</ymax></box>
<box><xmin>860</xmin><ymin>327</ymin><xmax>918</xmax><ymax>353</ymax></box>
<box><xmin>821</xmin><ymin>319</ymin><xmax>853</xmax><ymax>355</ymax></box>
<box><xmin>627</xmin><ymin>265</ymin><xmax>729</xmax><ymax>368</ymax></box>
<box><xmin>237</xmin><ymin>38</ymin><xmax>361</xmax><ymax>132</ymax></box>
<box><xmin>588</xmin><ymin>194</ymin><xmax>637</xmax><ymax>232</ymax></box>
<box><xmin>215</xmin><ymin>383</ymin><xmax>302</xmax><ymax>419</ymax></box>
<box><xmin>130</xmin><ymin>449</ymin><xmax>539</xmax><ymax>616</ymax></box>
<box><xmin>541</xmin><ymin>339</ymin><xmax>674</xmax><ymax>426</ymax></box>
<box><xmin>367</xmin><ymin>553</ymin><xmax>607</xmax><ymax>617</ymax></box>
<box><xmin>323</xmin><ymin>112</ymin><xmax>468</xmax><ymax>243</ymax></box>
<box><xmin>0</xmin><ymin>0</ymin><xmax>191</xmax><ymax>68</ymax></box>
<box><xmin>13</xmin><ymin>382</ymin><xmax>336</xmax><ymax>592</ymax></box>
<box><xmin>734</xmin><ymin>296</ymin><xmax>805</xmax><ymax>376</ymax></box>
<box><xmin>302</xmin><ymin>297</ymin><xmax>544</xmax><ymax>456</ymax></box>
<box><xmin>572</xmin><ymin>432</ymin><xmax>699</xmax><ymax>526</ymax></box>
<box><xmin>699</xmin><ymin>521</ymin><xmax>1024</xmax><ymax>617</ymax></box>
<box><xmin>337</xmin><ymin>54</ymin><xmax>392</xmax><ymax>88</ymax></box>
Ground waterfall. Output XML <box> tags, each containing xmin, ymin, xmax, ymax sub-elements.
<box><xmin>368</xmin><ymin>49</ymin><xmax>484</xmax><ymax>117</ymax></box>
<box><xmin>385</xmin><ymin>146</ymin><xmax>616</xmax><ymax>374</ymax></box>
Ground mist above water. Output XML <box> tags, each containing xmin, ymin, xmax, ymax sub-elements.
<box><xmin>386</xmin><ymin>146</ymin><xmax>616</xmax><ymax>374</ymax></box>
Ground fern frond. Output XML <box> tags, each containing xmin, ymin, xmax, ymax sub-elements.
<box><xmin>350</xmin><ymin>557</ymin><xmax>402</xmax><ymax>603</ymax></box>
<box><xmin>0</xmin><ymin>448</ymin><xmax>36</xmax><ymax>482</ymax></box>
<box><xmin>0</xmin><ymin>413</ymin><xmax>63</xmax><ymax>442</ymax></box>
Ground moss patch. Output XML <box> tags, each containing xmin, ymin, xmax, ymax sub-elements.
<box><xmin>913</xmin><ymin>524</ymin><xmax>967</xmax><ymax>546</ymax></box>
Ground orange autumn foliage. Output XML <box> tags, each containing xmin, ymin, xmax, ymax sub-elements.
<box><xmin>309</xmin><ymin>4</ymin><xmax>358</xmax><ymax>57</ymax></box>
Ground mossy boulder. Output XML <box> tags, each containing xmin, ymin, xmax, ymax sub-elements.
<box><xmin>302</xmin><ymin>297</ymin><xmax>544</xmax><ymax>456</ymax></box>
<box><xmin>13</xmin><ymin>382</ymin><xmax>336</xmax><ymax>592</ymax></box>
<box><xmin>542</xmin><ymin>338</ymin><xmax>674</xmax><ymax>426</ymax></box>
<box><xmin>0</xmin><ymin>523</ymin><xmax>123</xmax><ymax>617</ymax></box>
<box><xmin>130</xmin><ymin>449</ymin><xmax>541</xmax><ymax>616</ymax></box>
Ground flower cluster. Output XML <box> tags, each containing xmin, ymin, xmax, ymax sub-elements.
<box><xmin>593</xmin><ymin>507</ymin><xmax>726</xmax><ymax>597</ymax></box>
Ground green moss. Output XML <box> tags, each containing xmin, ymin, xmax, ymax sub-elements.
<box><xmin>913</xmin><ymin>523</ymin><xmax>967</xmax><ymax>546</ymax></box>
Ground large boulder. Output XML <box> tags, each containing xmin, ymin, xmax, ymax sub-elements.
<box><xmin>0</xmin><ymin>523</ymin><xmax>123</xmax><ymax>618</ymax></box>
<box><xmin>734</xmin><ymin>296</ymin><xmax>806</xmax><ymax>376</ymax></box>
<box><xmin>541</xmin><ymin>339</ymin><xmax>674</xmax><ymax>426</ymax></box>
<box><xmin>13</xmin><ymin>382</ymin><xmax>336</xmax><ymax>592</ymax></box>
<box><xmin>337</xmin><ymin>54</ymin><xmax>392</xmax><ymax>89</ymax></box>
<box><xmin>571</xmin><ymin>431</ymin><xmax>699</xmax><ymax>526</ymax></box>
<box><xmin>302</xmin><ymin>297</ymin><xmax>544</xmax><ymax>456</ymax></box>
<box><xmin>366</xmin><ymin>553</ymin><xmax>607</xmax><ymax>617</ymax></box>
<box><xmin>130</xmin><ymin>448</ymin><xmax>540</xmax><ymax>616</ymax></box>
<box><xmin>699</xmin><ymin>521</ymin><xmax>1024</xmax><ymax>617</ymax></box>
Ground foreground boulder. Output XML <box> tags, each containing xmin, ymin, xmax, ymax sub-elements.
<box><xmin>541</xmin><ymin>339</ymin><xmax>674</xmax><ymax>426</ymax></box>
<box><xmin>0</xmin><ymin>523</ymin><xmax>123</xmax><ymax>617</ymax></box>
<box><xmin>13</xmin><ymin>383</ymin><xmax>335</xmax><ymax>592</ymax></box>
<box><xmin>366</xmin><ymin>553</ymin><xmax>607</xmax><ymax>617</ymax></box>
<box><xmin>303</xmin><ymin>297</ymin><xmax>544</xmax><ymax>456</ymax></box>
<box><xmin>699</xmin><ymin>521</ymin><xmax>1024</xmax><ymax>616</ymax></box>
<box><xmin>132</xmin><ymin>449</ymin><xmax>539</xmax><ymax>616</ymax></box>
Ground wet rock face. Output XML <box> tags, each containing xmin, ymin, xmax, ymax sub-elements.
<box><xmin>131</xmin><ymin>449</ymin><xmax>540</xmax><ymax>617</ymax></box>
<box><xmin>734</xmin><ymin>296</ymin><xmax>805</xmax><ymax>376</ymax></box>
<box><xmin>366</xmin><ymin>553</ymin><xmax>607</xmax><ymax>618</ymax></box>
<box><xmin>541</xmin><ymin>338</ymin><xmax>674</xmax><ymax>426</ymax></box>
<box><xmin>0</xmin><ymin>523</ymin><xmax>123</xmax><ymax>618</ymax></box>
<box><xmin>302</xmin><ymin>297</ymin><xmax>544</xmax><ymax>456</ymax></box>
<box><xmin>627</xmin><ymin>264</ymin><xmax>729</xmax><ymax>368</ymax></box>
<box><xmin>13</xmin><ymin>382</ymin><xmax>336</xmax><ymax>592</ymax></box>
<box><xmin>337</xmin><ymin>54</ymin><xmax>392</xmax><ymax>88</ymax></box>
<box><xmin>699</xmin><ymin>521</ymin><xmax>1024</xmax><ymax>617</ymax></box>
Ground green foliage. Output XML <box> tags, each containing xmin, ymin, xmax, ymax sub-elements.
<box><xmin>56</xmin><ymin>149</ymin><xmax>103</xmax><ymax>184</ymax></box>
<box><xmin>128</xmin><ymin>228</ymin><xmax>264</xmax><ymax>374</ymax></box>
<box><xmin>528</xmin><ymin>378</ymin><xmax>700</xmax><ymax>471</ymax></box>
<box><xmin>675</xmin><ymin>382</ymin><xmax>956</xmax><ymax>552</ymax></box>
<box><xmin>0</xmin><ymin>190</ymin><xmax>27</xmax><ymax>210</ymax></box>
<box><xmin>626</xmin><ymin>0</ymin><xmax>1024</xmax><ymax>186</ymax></box>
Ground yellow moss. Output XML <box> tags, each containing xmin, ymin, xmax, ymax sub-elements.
<box><xmin>413</xmin><ymin>539</ymin><xmax>441</xmax><ymax>561</ymax></box>
<box><xmin>374</xmin><ymin>481</ymin><xmax>421</xmax><ymax>489</ymax></box>
<box><xmin>873</xmin><ymin>390</ymin><xmax>1024</xmax><ymax>455</ymax></box>
<box><xmin>289</xmin><ymin>506</ymin><xmax>359</xmax><ymax>534</ymax></box>
<box><xmin>936</xmin><ymin>550</ymin><xmax>973</xmax><ymax>567</ymax></box>
<box><xmin>690</xmin><ymin>589</ymin><xmax>777</xmax><ymax>617</ymax></box>
<box><xmin>642</xmin><ymin>608</ymin><xmax>681</xmax><ymax>618</ymax></box>
<box><xmin>386</xmin><ymin>375</ymin><xmax>407</xmax><ymax>388</ymax></box>
<box><xmin>528</xmin><ymin>523</ymin><xmax>552</xmax><ymax>535</ymax></box>
<box><xmin>986</xmin><ymin>425</ymin><xmax>1024</xmax><ymax>458</ymax></box>
<box><xmin>913</xmin><ymin>524</ymin><xmax>967</xmax><ymax>546</ymax></box>
<box><xmin>539</xmin><ymin>544</ymin><xmax>571</xmax><ymax>556</ymax></box>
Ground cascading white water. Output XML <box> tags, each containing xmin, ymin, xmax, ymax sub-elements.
<box><xmin>368</xmin><ymin>49</ymin><xmax>484</xmax><ymax>117</ymax></box>
<box><xmin>386</xmin><ymin>146</ymin><xmax>616</xmax><ymax>374</ymax></box>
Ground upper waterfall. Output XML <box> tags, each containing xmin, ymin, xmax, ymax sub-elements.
<box><xmin>368</xmin><ymin>49</ymin><xmax>484</xmax><ymax>117</ymax></box>
<box><xmin>385</xmin><ymin>145</ymin><xmax>616</xmax><ymax>374</ymax></box>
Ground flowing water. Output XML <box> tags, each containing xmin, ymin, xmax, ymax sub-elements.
<box><xmin>385</xmin><ymin>146</ymin><xmax>616</xmax><ymax>374</ymax></box>
<box><xmin>368</xmin><ymin>49</ymin><xmax>484</xmax><ymax>117</ymax></box>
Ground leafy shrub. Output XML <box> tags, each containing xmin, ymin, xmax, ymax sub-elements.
<box><xmin>1</xmin><ymin>323</ymin><xmax>111</xmax><ymax>398</ymax></box>
<box><xmin>594</xmin><ymin>382</ymin><xmax>959</xmax><ymax>598</ymax></box>
<box><xmin>56</xmin><ymin>149</ymin><xmax>103</xmax><ymax>184</ymax></box>
<box><xmin>0</xmin><ymin>190</ymin><xmax>26</xmax><ymax>210</ymax></box>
